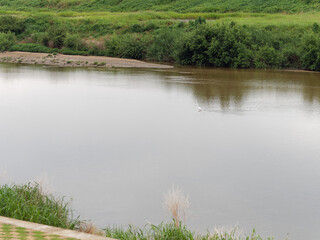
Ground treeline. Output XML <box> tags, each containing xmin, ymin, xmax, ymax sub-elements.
<box><xmin>0</xmin><ymin>15</ymin><xmax>320</xmax><ymax>71</ymax></box>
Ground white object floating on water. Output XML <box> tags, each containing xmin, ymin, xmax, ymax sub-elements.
<box><xmin>197</xmin><ymin>106</ymin><xmax>202</xmax><ymax>112</ymax></box>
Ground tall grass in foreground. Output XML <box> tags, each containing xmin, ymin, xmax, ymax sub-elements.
<box><xmin>105</xmin><ymin>223</ymin><xmax>273</xmax><ymax>240</ymax></box>
<box><xmin>0</xmin><ymin>183</ymin><xmax>79</xmax><ymax>229</ymax></box>
<box><xmin>105</xmin><ymin>186</ymin><xmax>273</xmax><ymax>240</ymax></box>
<box><xmin>0</xmin><ymin>183</ymin><xmax>276</xmax><ymax>239</ymax></box>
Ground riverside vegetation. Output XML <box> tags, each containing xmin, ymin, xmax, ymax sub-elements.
<box><xmin>0</xmin><ymin>0</ymin><xmax>320</xmax><ymax>71</ymax></box>
<box><xmin>0</xmin><ymin>183</ymin><xmax>274</xmax><ymax>240</ymax></box>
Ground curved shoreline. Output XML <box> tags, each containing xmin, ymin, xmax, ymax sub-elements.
<box><xmin>0</xmin><ymin>51</ymin><xmax>173</xmax><ymax>69</ymax></box>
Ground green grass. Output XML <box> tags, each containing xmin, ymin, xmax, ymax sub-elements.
<box><xmin>104</xmin><ymin>222</ymin><xmax>273</xmax><ymax>240</ymax></box>
<box><xmin>0</xmin><ymin>0</ymin><xmax>319</xmax><ymax>13</ymax></box>
<box><xmin>0</xmin><ymin>184</ymin><xmax>275</xmax><ymax>240</ymax></box>
<box><xmin>0</xmin><ymin>183</ymin><xmax>79</xmax><ymax>230</ymax></box>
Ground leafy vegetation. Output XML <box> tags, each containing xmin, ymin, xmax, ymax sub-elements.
<box><xmin>0</xmin><ymin>0</ymin><xmax>319</xmax><ymax>13</ymax></box>
<box><xmin>0</xmin><ymin>183</ymin><xmax>79</xmax><ymax>229</ymax></box>
<box><xmin>0</xmin><ymin>31</ymin><xmax>15</xmax><ymax>51</ymax></box>
<box><xmin>0</xmin><ymin>0</ymin><xmax>319</xmax><ymax>71</ymax></box>
<box><xmin>0</xmin><ymin>12</ymin><xmax>319</xmax><ymax>71</ymax></box>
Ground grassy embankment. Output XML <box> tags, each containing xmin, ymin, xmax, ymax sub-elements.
<box><xmin>0</xmin><ymin>183</ymin><xmax>272</xmax><ymax>240</ymax></box>
<box><xmin>0</xmin><ymin>0</ymin><xmax>320</xmax><ymax>71</ymax></box>
<box><xmin>0</xmin><ymin>0</ymin><xmax>320</xmax><ymax>13</ymax></box>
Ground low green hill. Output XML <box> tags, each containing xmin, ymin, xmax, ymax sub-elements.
<box><xmin>0</xmin><ymin>0</ymin><xmax>319</xmax><ymax>13</ymax></box>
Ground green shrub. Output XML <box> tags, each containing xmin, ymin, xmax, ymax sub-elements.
<box><xmin>128</xmin><ymin>24</ymin><xmax>145</xmax><ymax>33</ymax></box>
<box><xmin>176</xmin><ymin>26</ymin><xmax>212</xmax><ymax>65</ymax></box>
<box><xmin>301</xmin><ymin>31</ymin><xmax>320</xmax><ymax>71</ymax></box>
<box><xmin>0</xmin><ymin>16</ymin><xmax>25</xmax><ymax>34</ymax></box>
<box><xmin>47</xmin><ymin>25</ymin><xmax>67</xmax><ymax>48</ymax></box>
<box><xmin>0</xmin><ymin>32</ymin><xmax>16</xmax><ymax>52</ymax></box>
<box><xmin>64</xmin><ymin>34</ymin><xmax>85</xmax><ymax>51</ymax></box>
<box><xmin>207</xmin><ymin>24</ymin><xmax>253</xmax><ymax>68</ymax></box>
<box><xmin>105</xmin><ymin>34</ymin><xmax>147</xmax><ymax>59</ymax></box>
<box><xmin>254</xmin><ymin>45</ymin><xmax>281</xmax><ymax>69</ymax></box>
<box><xmin>148</xmin><ymin>28</ymin><xmax>180</xmax><ymax>62</ymax></box>
<box><xmin>32</xmin><ymin>32</ymin><xmax>50</xmax><ymax>46</ymax></box>
<box><xmin>23</xmin><ymin>15</ymin><xmax>52</xmax><ymax>34</ymax></box>
<box><xmin>0</xmin><ymin>183</ymin><xmax>79</xmax><ymax>229</ymax></box>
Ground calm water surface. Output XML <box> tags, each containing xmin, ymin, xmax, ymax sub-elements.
<box><xmin>0</xmin><ymin>64</ymin><xmax>320</xmax><ymax>240</ymax></box>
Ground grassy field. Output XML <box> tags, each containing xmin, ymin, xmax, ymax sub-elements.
<box><xmin>0</xmin><ymin>0</ymin><xmax>320</xmax><ymax>13</ymax></box>
<box><xmin>1</xmin><ymin>10</ymin><xmax>320</xmax><ymax>27</ymax></box>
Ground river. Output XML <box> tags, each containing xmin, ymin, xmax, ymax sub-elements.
<box><xmin>0</xmin><ymin>64</ymin><xmax>319</xmax><ymax>240</ymax></box>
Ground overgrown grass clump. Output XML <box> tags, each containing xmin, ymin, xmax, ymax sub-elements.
<box><xmin>0</xmin><ymin>183</ymin><xmax>79</xmax><ymax>229</ymax></box>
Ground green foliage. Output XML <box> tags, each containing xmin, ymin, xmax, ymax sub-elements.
<box><xmin>0</xmin><ymin>6</ymin><xmax>318</xmax><ymax>71</ymax></box>
<box><xmin>207</xmin><ymin>24</ymin><xmax>253</xmax><ymax>68</ymax></box>
<box><xmin>47</xmin><ymin>25</ymin><xmax>67</xmax><ymax>48</ymax></box>
<box><xmin>254</xmin><ymin>45</ymin><xmax>281</xmax><ymax>69</ymax></box>
<box><xmin>0</xmin><ymin>16</ymin><xmax>25</xmax><ymax>34</ymax></box>
<box><xmin>0</xmin><ymin>183</ymin><xmax>79</xmax><ymax>229</ymax></box>
<box><xmin>10</xmin><ymin>43</ymin><xmax>57</xmax><ymax>53</ymax></box>
<box><xmin>176</xmin><ymin>26</ymin><xmax>212</xmax><ymax>65</ymax></box>
<box><xmin>32</xmin><ymin>32</ymin><xmax>50</xmax><ymax>46</ymax></box>
<box><xmin>175</xmin><ymin>23</ymin><xmax>306</xmax><ymax>69</ymax></box>
<box><xmin>148</xmin><ymin>28</ymin><xmax>179</xmax><ymax>62</ymax></box>
<box><xmin>0</xmin><ymin>0</ymin><xmax>319</xmax><ymax>13</ymax></box>
<box><xmin>0</xmin><ymin>32</ymin><xmax>16</xmax><ymax>52</ymax></box>
<box><xmin>300</xmin><ymin>32</ymin><xmax>320</xmax><ymax>71</ymax></box>
<box><xmin>64</xmin><ymin>34</ymin><xmax>85</xmax><ymax>51</ymax></box>
<box><xmin>105</xmin><ymin>34</ymin><xmax>147</xmax><ymax>59</ymax></box>
<box><xmin>24</xmin><ymin>15</ymin><xmax>52</xmax><ymax>35</ymax></box>
<box><xmin>312</xmin><ymin>23</ymin><xmax>320</xmax><ymax>33</ymax></box>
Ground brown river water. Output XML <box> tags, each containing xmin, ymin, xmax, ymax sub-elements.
<box><xmin>0</xmin><ymin>64</ymin><xmax>319</xmax><ymax>240</ymax></box>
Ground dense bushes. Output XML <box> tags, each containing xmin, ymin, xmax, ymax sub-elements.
<box><xmin>0</xmin><ymin>32</ymin><xmax>15</xmax><ymax>52</ymax></box>
<box><xmin>0</xmin><ymin>16</ymin><xmax>25</xmax><ymax>34</ymax></box>
<box><xmin>172</xmin><ymin>23</ymin><xmax>320</xmax><ymax>71</ymax></box>
<box><xmin>300</xmin><ymin>32</ymin><xmax>320</xmax><ymax>71</ymax></box>
<box><xmin>105</xmin><ymin>34</ymin><xmax>147</xmax><ymax>59</ymax></box>
<box><xmin>148</xmin><ymin>28</ymin><xmax>180</xmax><ymax>62</ymax></box>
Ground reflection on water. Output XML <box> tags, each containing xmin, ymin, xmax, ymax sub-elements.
<box><xmin>0</xmin><ymin>64</ymin><xmax>320</xmax><ymax>240</ymax></box>
<box><xmin>164</xmin><ymin>68</ymin><xmax>320</xmax><ymax>112</ymax></box>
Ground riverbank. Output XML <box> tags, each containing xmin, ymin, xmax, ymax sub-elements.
<box><xmin>0</xmin><ymin>52</ymin><xmax>173</xmax><ymax>69</ymax></box>
<box><xmin>1</xmin><ymin>12</ymin><xmax>320</xmax><ymax>71</ymax></box>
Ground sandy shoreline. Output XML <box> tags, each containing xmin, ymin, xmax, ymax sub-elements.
<box><xmin>0</xmin><ymin>51</ymin><xmax>173</xmax><ymax>69</ymax></box>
